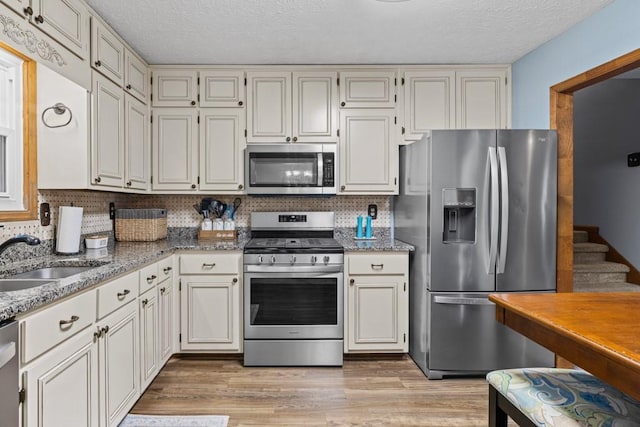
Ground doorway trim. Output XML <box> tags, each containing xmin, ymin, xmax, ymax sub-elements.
<box><xmin>551</xmin><ymin>48</ymin><xmax>640</xmax><ymax>292</ymax></box>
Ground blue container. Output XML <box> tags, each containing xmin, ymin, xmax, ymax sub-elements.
<box><xmin>365</xmin><ymin>215</ymin><xmax>373</xmax><ymax>238</ymax></box>
<box><xmin>356</xmin><ymin>216</ymin><xmax>364</xmax><ymax>238</ymax></box>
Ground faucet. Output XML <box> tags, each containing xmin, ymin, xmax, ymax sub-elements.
<box><xmin>0</xmin><ymin>234</ymin><xmax>41</xmax><ymax>256</ymax></box>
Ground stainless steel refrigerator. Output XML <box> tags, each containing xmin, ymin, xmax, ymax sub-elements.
<box><xmin>394</xmin><ymin>130</ymin><xmax>557</xmax><ymax>379</ymax></box>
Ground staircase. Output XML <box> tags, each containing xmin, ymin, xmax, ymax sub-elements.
<box><xmin>573</xmin><ymin>230</ymin><xmax>640</xmax><ymax>292</ymax></box>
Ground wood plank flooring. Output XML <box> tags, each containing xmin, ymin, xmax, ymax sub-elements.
<box><xmin>131</xmin><ymin>355</ymin><xmax>495</xmax><ymax>426</ymax></box>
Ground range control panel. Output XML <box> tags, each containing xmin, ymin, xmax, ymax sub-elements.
<box><xmin>279</xmin><ymin>215</ymin><xmax>308</xmax><ymax>223</ymax></box>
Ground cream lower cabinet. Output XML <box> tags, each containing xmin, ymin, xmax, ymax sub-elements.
<box><xmin>345</xmin><ymin>252</ymin><xmax>409</xmax><ymax>353</ymax></box>
<box><xmin>179</xmin><ymin>252</ymin><xmax>242</xmax><ymax>352</ymax></box>
<box><xmin>157</xmin><ymin>257</ymin><xmax>174</xmax><ymax>364</ymax></box>
<box><xmin>139</xmin><ymin>287</ymin><xmax>158</xmax><ymax>391</ymax></box>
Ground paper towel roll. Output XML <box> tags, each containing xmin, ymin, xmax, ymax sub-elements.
<box><xmin>56</xmin><ymin>206</ymin><xmax>83</xmax><ymax>254</ymax></box>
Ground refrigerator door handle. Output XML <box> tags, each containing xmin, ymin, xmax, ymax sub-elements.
<box><xmin>488</xmin><ymin>147</ymin><xmax>499</xmax><ymax>274</ymax></box>
<box><xmin>497</xmin><ymin>146</ymin><xmax>509</xmax><ymax>274</ymax></box>
<box><xmin>433</xmin><ymin>296</ymin><xmax>495</xmax><ymax>306</ymax></box>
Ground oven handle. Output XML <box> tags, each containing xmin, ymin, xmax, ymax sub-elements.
<box><xmin>244</xmin><ymin>265</ymin><xmax>344</xmax><ymax>274</ymax></box>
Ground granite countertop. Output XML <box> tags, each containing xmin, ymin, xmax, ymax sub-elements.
<box><xmin>0</xmin><ymin>229</ymin><xmax>412</xmax><ymax>322</ymax></box>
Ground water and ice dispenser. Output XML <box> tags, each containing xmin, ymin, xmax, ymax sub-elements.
<box><xmin>442</xmin><ymin>188</ymin><xmax>476</xmax><ymax>243</ymax></box>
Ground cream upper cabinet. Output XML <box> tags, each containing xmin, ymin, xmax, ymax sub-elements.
<box><xmin>246</xmin><ymin>71</ymin><xmax>292</xmax><ymax>142</ymax></box>
<box><xmin>345</xmin><ymin>252</ymin><xmax>409</xmax><ymax>353</ymax></box>
<box><xmin>152</xmin><ymin>108</ymin><xmax>199</xmax><ymax>191</ymax></box>
<box><xmin>339</xmin><ymin>108</ymin><xmax>397</xmax><ymax>194</ymax></box>
<box><xmin>456</xmin><ymin>69</ymin><xmax>509</xmax><ymax>129</ymax></box>
<box><xmin>92</xmin><ymin>72</ymin><xmax>125</xmax><ymax>188</ymax></box>
<box><xmin>339</xmin><ymin>71</ymin><xmax>396</xmax><ymax>108</ymax></box>
<box><xmin>199</xmin><ymin>108</ymin><xmax>246</xmax><ymax>192</ymax></box>
<box><xmin>124</xmin><ymin>48</ymin><xmax>148</xmax><ymax>103</ymax></box>
<box><xmin>402</xmin><ymin>70</ymin><xmax>455</xmax><ymax>140</ymax></box>
<box><xmin>91</xmin><ymin>17</ymin><xmax>125</xmax><ymax>86</ymax></box>
<box><xmin>200</xmin><ymin>70</ymin><xmax>245</xmax><ymax>107</ymax></box>
<box><xmin>124</xmin><ymin>93</ymin><xmax>149</xmax><ymax>190</ymax></box>
<box><xmin>151</xmin><ymin>70</ymin><xmax>198</xmax><ymax>107</ymax></box>
<box><xmin>247</xmin><ymin>71</ymin><xmax>338</xmax><ymax>143</ymax></box>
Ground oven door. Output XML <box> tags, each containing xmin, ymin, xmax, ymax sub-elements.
<box><xmin>244</xmin><ymin>270</ymin><xmax>343</xmax><ymax>339</ymax></box>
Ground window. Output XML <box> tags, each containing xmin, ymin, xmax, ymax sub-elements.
<box><xmin>0</xmin><ymin>42</ymin><xmax>37</xmax><ymax>221</ymax></box>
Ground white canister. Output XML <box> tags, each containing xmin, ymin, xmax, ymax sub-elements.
<box><xmin>224</xmin><ymin>219</ymin><xmax>235</xmax><ymax>230</ymax></box>
<box><xmin>213</xmin><ymin>219</ymin><xmax>224</xmax><ymax>230</ymax></box>
<box><xmin>201</xmin><ymin>218</ymin><xmax>212</xmax><ymax>231</ymax></box>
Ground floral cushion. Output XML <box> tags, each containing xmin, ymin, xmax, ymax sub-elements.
<box><xmin>487</xmin><ymin>368</ymin><xmax>640</xmax><ymax>426</ymax></box>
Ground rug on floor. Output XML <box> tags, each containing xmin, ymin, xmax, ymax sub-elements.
<box><xmin>118</xmin><ymin>414</ymin><xmax>229</xmax><ymax>427</ymax></box>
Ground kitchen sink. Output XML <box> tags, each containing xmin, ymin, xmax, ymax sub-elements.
<box><xmin>0</xmin><ymin>279</ymin><xmax>57</xmax><ymax>293</ymax></box>
<box><xmin>10</xmin><ymin>266</ymin><xmax>96</xmax><ymax>280</ymax></box>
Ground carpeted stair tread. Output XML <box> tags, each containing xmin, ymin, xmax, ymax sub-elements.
<box><xmin>574</xmin><ymin>242</ymin><xmax>608</xmax><ymax>253</ymax></box>
<box><xmin>573</xmin><ymin>230</ymin><xmax>589</xmax><ymax>243</ymax></box>
<box><xmin>573</xmin><ymin>262</ymin><xmax>629</xmax><ymax>273</ymax></box>
<box><xmin>574</xmin><ymin>281</ymin><xmax>640</xmax><ymax>292</ymax></box>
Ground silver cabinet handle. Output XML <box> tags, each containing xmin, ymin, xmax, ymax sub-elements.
<box><xmin>117</xmin><ymin>289</ymin><xmax>130</xmax><ymax>298</ymax></box>
<box><xmin>202</xmin><ymin>263</ymin><xmax>216</xmax><ymax>269</ymax></box>
<box><xmin>371</xmin><ymin>264</ymin><xmax>384</xmax><ymax>270</ymax></box>
<box><xmin>163</xmin><ymin>267</ymin><xmax>172</xmax><ymax>274</ymax></box>
<box><xmin>146</xmin><ymin>275</ymin><xmax>157</xmax><ymax>284</ymax></box>
<box><xmin>59</xmin><ymin>315</ymin><xmax>79</xmax><ymax>327</ymax></box>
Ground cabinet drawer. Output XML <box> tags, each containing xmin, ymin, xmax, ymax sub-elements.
<box><xmin>157</xmin><ymin>257</ymin><xmax>174</xmax><ymax>284</ymax></box>
<box><xmin>179</xmin><ymin>253</ymin><xmax>240</xmax><ymax>275</ymax></box>
<box><xmin>139</xmin><ymin>263</ymin><xmax>159</xmax><ymax>294</ymax></box>
<box><xmin>97</xmin><ymin>271</ymin><xmax>139</xmax><ymax>319</ymax></box>
<box><xmin>21</xmin><ymin>289</ymin><xmax>96</xmax><ymax>364</ymax></box>
<box><xmin>348</xmin><ymin>254</ymin><xmax>406</xmax><ymax>275</ymax></box>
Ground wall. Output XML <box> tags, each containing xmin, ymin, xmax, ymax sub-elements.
<box><xmin>511</xmin><ymin>0</ymin><xmax>640</xmax><ymax>128</ymax></box>
<box><xmin>573</xmin><ymin>78</ymin><xmax>640</xmax><ymax>267</ymax></box>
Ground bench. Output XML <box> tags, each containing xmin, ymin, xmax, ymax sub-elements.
<box><xmin>486</xmin><ymin>368</ymin><xmax>640</xmax><ymax>426</ymax></box>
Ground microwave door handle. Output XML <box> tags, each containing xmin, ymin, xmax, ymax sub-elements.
<box><xmin>317</xmin><ymin>153</ymin><xmax>324</xmax><ymax>187</ymax></box>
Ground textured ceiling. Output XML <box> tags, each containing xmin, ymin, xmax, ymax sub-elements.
<box><xmin>84</xmin><ymin>0</ymin><xmax>614</xmax><ymax>65</ymax></box>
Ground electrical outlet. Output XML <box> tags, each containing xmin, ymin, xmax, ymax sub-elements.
<box><xmin>628</xmin><ymin>152</ymin><xmax>640</xmax><ymax>167</ymax></box>
<box><xmin>39</xmin><ymin>203</ymin><xmax>51</xmax><ymax>226</ymax></box>
<box><xmin>109</xmin><ymin>202</ymin><xmax>116</xmax><ymax>220</ymax></box>
<box><xmin>368</xmin><ymin>204</ymin><xmax>377</xmax><ymax>219</ymax></box>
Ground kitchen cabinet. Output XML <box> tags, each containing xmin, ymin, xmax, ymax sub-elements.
<box><xmin>91</xmin><ymin>17</ymin><xmax>124</xmax><ymax>86</ymax></box>
<box><xmin>157</xmin><ymin>257</ymin><xmax>174</xmax><ymax>364</ymax></box>
<box><xmin>124</xmin><ymin>48</ymin><xmax>148</xmax><ymax>102</ymax></box>
<box><xmin>246</xmin><ymin>71</ymin><xmax>338</xmax><ymax>143</ymax></box>
<box><xmin>151</xmin><ymin>108</ymin><xmax>198</xmax><ymax>191</ymax></box>
<box><xmin>3</xmin><ymin>0</ymin><xmax>89</xmax><ymax>59</ymax></box>
<box><xmin>200</xmin><ymin>70</ymin><xmax>245</xmax><ymax>107</ymax></box>
<box><xmin>339</xmin><ymin>108</ymin><xmax>398</xmax><ymax>194</ymax></box>
<box><xmin>124</xmin><ymin>93</ymin><xmax>150</xmax><ymax>190</ymax></box>
<box><xmin>339</xmin><ymin>71</ymin><xmax>396</xmax><ymax>109</ymax></box>
<box><xmin>179</xmin><ymin>252</ymin><xmax>242</xmax><ymax>352</ymax></box>
<box><xmin>402</xmin><ymin>70</ymin><xmax>455</xmax><ymax>140</ymax></box>
<box><xmin>455</xmin><ymin>68</ymin><xmax>509</xmax><ymax>129</ymax></box>
<box><xmin>139</xmin><ymin>286</ymin><xmax>158</xmax><ymax>391</ymax></box>
<box><xmin>151</xmin><ymin>69</ymin><xmax>198</xmax><ymax>107</ymax></box>
<box><xmin>345</xmin><ymin>252</ymin><xmax>409</xmax><ymax>353</ymax></box>
<box><xmin>199</xmin><ymin>108</ymin><xmax>246</xmax><ymax>192</ymax></box>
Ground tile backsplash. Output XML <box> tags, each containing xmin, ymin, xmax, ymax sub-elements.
<box><xmin>1</xmin><ymin>190</ymin><xmax>391</xmax><ymax>244</ymax></box>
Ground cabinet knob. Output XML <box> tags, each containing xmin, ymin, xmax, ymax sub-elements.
<box><xmin>94</xmin><ymin>60</ymin><xmax>101</xmax><ymax>67</ymax></box>
<box><xmin>340</xmin><ymin>185</ymin><xmax>345</xmax><ymax>191</ymax></box>
<box><xmin>285</xmin><ymin>137</ymin><xmax>291</xmax><ymax>142</ymax></box>
<box><xmin>126</xmin><ymin>84</ymin><xmax>132</xmax><ymax>90</ymax></box>
<box><xmin>190</xmin><ymin>100</ymin><xmax>196</xmax><ymax>106</ymax></box>
<box><xmin>340</xmin><ymin>102</ymin><xmax>346</xmax><ymax>107</ymax></box>
<box><xmin>163</xmin><ymin>267</ymin><xmax>172</xmax><ymax>274</ymax></box>
<box><xmin>238</xmin><ymin>101</ymin><xmax>243</xmax><ymax>106</ymax></box>
<box><xmin>95</xmin><ymin>177</ymin><xmax>102</xmax><ymax>183</ymax></box>
<box><xmin>238</xmin><ymin>184</ymin><xmax>243</xmax><ymax>190</ymax></box>
<box><xmin>142</xmin><ymin>298</ymin><xmax>148</xmax><ymax>306</ymax></box>
<box><xmin>232</xmin><ymin>277</ymin><xmax>238</xmax><ymax>284</ymax></box>
<box><xmin>160</xmin><ymin>287</ymin><xmax>166</xmax><ymax>294</ymax></box>
<box><xmin>34</xmin><ymin>15</ymin><xmax>43</xmax><ymax>23</ymax></box>
<box><xmin>23</xmin><ymin>6</ymin><xmax>33</xmax><ymax>16</ymax></box>
<box><xmin>101</xmin><ymin>326</ymin><xmax>109</xmax><ymax>334</ymax></box>
<box><xmin>350</xmin><ymin>279</ymin><xmax>355</xmax><ymax>285</ymax></box>
<box><xmin>292</xmin><ymin>136</ymin><xmax>298</xmax><ymax>142</ymax></box>
<box><xmin>191</xmin><ymin>184</ymin><xmax>196</xmax><ymax>189</ymax></box>
<box><xmin>126</xmin><ymin>181</ymin><xmax>132</xmax><ymax>187</ymax></box>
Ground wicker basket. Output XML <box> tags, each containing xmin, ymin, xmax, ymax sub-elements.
<box><xmin>115</xmin><ymin>208</ymin><xmax>167</xmax><ymax>242</ymax></box>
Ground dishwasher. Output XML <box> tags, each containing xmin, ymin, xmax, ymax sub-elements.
<box><xmin>0</xmin><ymin>320</ymin><xmax>19</xmax><ymax>427</ymax></box>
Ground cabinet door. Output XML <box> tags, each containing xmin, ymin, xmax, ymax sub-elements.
<box><xmin>23</xmin><ymin>329</ymin><xmax>98</xmax><ymax>427</ymax></box>
<box><xmin>180</xmin><ymin>275</ymin><xmax>241</xmax><ymax>351</ymax></box>
<box><xmin>339</xmin><ymin>109</ymin><xmax>397</xmax><ymax>194</ymax></box>
<box><xmin>199</xmin><ymin>108</ymin><xmax>245</xmax><ymax>192</ymax></box>
<box><xmin>98</xmin><ymin>301</ymin><xmax>139</xmax><ymax>427</ymax></box>
<box><xmin>246</xmin><ymin>72</ymin><xmax>291</xmax><ymax>143</ymax></box>
<box><xmin>139</xmin><ymin>288</ymin><xmax>158</xmax><ymax>391</ymax></box>
<box><xmin>124</xmin><ymin>49</ymin><xmax>148</xmax><ymax>103</ymax></box>
<box><xmin>90</xmin><ymin>18</ymin><xmax>124</xmax><ymax>86</ymax></box>
<box><xmin>200</xmin><ymin>70</ymin><xmax>245</xmax><ymax>108</ymax></box>
<box><xmin>158</xmin><ymin>281</ymin><xmax>173</xmax><ymax>364</ymax></box>
<box><xmin>456</xmin><ymin>69</ymin><xmax>508</xmax><ymax>129</ymax></box>
<box><xmin>292</xmin><ymin>71</ymin><xmax>338</xmax><ymax>143</ymax></box>
<box><xmin>152</xmin><ymin>108</ymin><xmax>198</xmax><ymax>190</ymax></box>
<box><xmin>32</xmin><ymin>0</ymin><xmax>89</xmax><ymax>59</ymax></box>
<box><xmin>403</xmin><ymin>70</ymin><xmax>455</xmax><ymax>140</ymax></box>
<box><xmin>339</xmin><ymin>71</ymin><xmax>396</xmax><ymax>108</ymax></box>
<box><xmin>124</xmin><ymin>94</ymin><xmax>149</xmax><ymax>190</ymax></box>
<box><xmin>151</xmin><ymin>70</ymin><xmax>198</xmax><ymax>107</ymax></box>
<box><xmin>1</xmin><ymin>0</ymin><xmax>29</xmax><ymax>17</ymax></box>
<box><xmin>347</xmin><ymin>276</ymin><xmax>407</xmax><ymax>352</ymax></box>
<box><xmin>92</xmin><ymin>72</ymin><xmax>124</xmax><ymax>188</ymax></box>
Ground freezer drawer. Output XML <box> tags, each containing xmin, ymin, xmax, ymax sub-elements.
<box><xmin>427</xmin><ymin>292</ymin><xmax>553</xmax><ymax>378</ymax></box>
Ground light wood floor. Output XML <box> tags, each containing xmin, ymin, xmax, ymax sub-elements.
<box><xmin>131</xmin><ymin>355</ymin><xmax>495</xmax><ymax>426</ymax></box>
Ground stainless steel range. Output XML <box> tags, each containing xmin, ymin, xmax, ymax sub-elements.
<box><xmin>243</xmin><ymin>211</ymin><xmax>344</xmax><ymax>366</ymax></box>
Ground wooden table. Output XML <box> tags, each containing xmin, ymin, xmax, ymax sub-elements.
<box><xmin>489</xmin><ymin>292</ymin><xmax>640</xmax><ymax>401</ymax></box>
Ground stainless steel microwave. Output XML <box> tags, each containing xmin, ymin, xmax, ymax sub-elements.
<box><xmin>245</xmin><ymin>144</ymin><xmax>337</xmax><ymax>195</ymax></box>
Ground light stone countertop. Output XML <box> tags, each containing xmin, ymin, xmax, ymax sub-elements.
<box><xmin>0</xmin><ymin>229</ymin><xmax>412</xmax><ymax>322</ymax></box>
